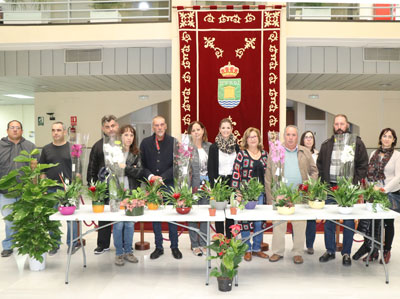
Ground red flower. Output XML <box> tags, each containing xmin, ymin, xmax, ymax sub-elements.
<box><xmin>89</xmin><ymin>186</ymin><xmax>96</xmax><ymax>193</ymax></box>
<box><xmin>330</xmin><ymin>185</ymin><xmax>339</xmax><ymax>192</ymax></box>
<box><xmin>229</xmin><ymin>224</ymin><xmax>241</xmax><ymax>237</ymax></box>
<box><xmin>361</xmin><ymin>178</ymin><xmax>366</xmax><ymax>187</ymax></box>
<box><xmin>219</xmin><ymin>240</ymin><xmax>224</xmax><ymax>246</ymax></box>
<box><xmin>218</xmin><ymin>251</ymin><xmax>224</xmax><ymax>256</ymax></box>
<box><xmin>172</xmin><ymin>193</ymin><xmax>181</xmax><ymax>200</ymax></box>
<box><xmin>149</xmin><ymin>177</ymin><xmax>157</xmax><ymax>185</ymax></box>
<box><xmin>379</xmin><ymin>188</ymin><xmax>385</xmax><ymax>193</ymax></box>
<box><xmin>299</xmin><ymin>184</ymin><xmax>308</xmax><ymax>192</ymax></box>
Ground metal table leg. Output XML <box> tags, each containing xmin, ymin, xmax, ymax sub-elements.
<box><xmin>380</xmin><ymin>219</ymin><xmax>389</xmax><ymax>284</ymax></box>
<box><xmin>80</xmin><ymin>221</ymin><xmax>86</xmax><ymax>268</ymax></box>
<box><xmin>65</xmin><ymin>221</ymin><xmax>73</xmax><ymax>284</ymax></box>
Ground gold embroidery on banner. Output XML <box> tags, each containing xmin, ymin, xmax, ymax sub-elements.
<box><xmin>182</xmin><ymin>114</ymin><xmax>191</xmax><ymax>126</ymax></box>
<box><xmin>181</xmin><ymin>32</ymin><xmax>192</xmax><ymax>43</ymax></box>
<box><xmin>181</xmin><ymin>88</ymin><xmax>191</xmax><ymax>112</ymax></box>
<box><xmin>264</xmin><ymin>11</ymin><xmax>280</xmax><ymax>28</ymax></box>
<box><xmin>204</xmin><ymin>37</ymin><xmax>224</xmax><ymax>59</ymax></box>
<box><xmin>269</xmin><ymin>89</ymin><xmax>278</xmax><ymax>113</ymax></box>
<box><xmin>245</xmin><ymin>13</ymin><xmax>256</xmax><ymax>23</ymax></box>
<box><xmin>269</xmin><ymin>115</ymin><xmax>278</xmax><ymax>127</ymax></box>
<box><xmin>269</xmin><ymin>45</ymin><xmax>278</xmax><ymax>70</ymax></box>
<box><xmin>269</xmin><ymin>73</ymin><xmax>277</xmax><ymax>84</ymax></box>
<box><xmin>268</xmin><ymin>31</ymin><xmax>278</xmax><ymax>42</ymax></box>
<box><xmin>235</xmin><ymin>37</ymin><xmax>256</xmax><ymax>59</ymax></box>
<box><xmin>204</xmin><ymin>13</ymin><xmax>215</xmax><ymax>23</ymax></box>
<box><xmin>179</xmin><ymin>11</ymin><xmax>195</xmax><ymax>28</ymax></box>
<box><xmin>182</xmin><ymin>72</ymin><xmax>191</xmax><ymax>83</ymax></box>
<box><xmin>181</xmin><ymin>45</ymin><xmax>191</xmax><ymax>69</ymax></box>
<box><xmin>219</xmin><ymin>14</ymin><xmax>241</xmax><ymax>24</ymax></box>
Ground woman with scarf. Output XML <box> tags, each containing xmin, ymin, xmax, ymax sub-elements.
<box><xmin>208</xmin><ymin>118</ymin><xmax>239</xmax><ymax>238</ymax></box>
<box><xmin>352</xmin><ymin>128</ymin><xmax>400</xmax><ymax>264</ymax></box>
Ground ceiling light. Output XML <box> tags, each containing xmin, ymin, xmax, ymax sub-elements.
<box><xmin>379</xmin><ymin>83</ymin><xmax>392</xmax><ymax>88</ymax></box>
<box><xmin>139</xmin><ymin>95</ymin><xmax>149</xmax><ymax>101</ymax></box>
<box><xmin>308</xmin><ymin>94</ymin><xmax>319</xmax><ymax>100</ymax></box>
<box><xmin>139</xmin><ymin>1</ymin><xmax>150</xmax><ymax>10</ymax></box>
<box><xmin>4</xmin><ymin>94</ymin><xmax>34</xmax><ymax>99</ymax></box>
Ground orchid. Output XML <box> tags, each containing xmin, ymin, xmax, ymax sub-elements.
<box><xmin>71</xmin><ymin>144</ymin><xmax>83</xmax><ymax>158</ymax></box>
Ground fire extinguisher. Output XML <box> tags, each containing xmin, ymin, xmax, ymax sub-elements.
<box><xmin>69</xmin><ymin>116</ymin><xmax>77</xmax><ymax>141</ymax></box>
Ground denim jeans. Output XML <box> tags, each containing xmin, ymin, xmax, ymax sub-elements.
<box><xmin>113</xmin><ymin>221</ymin><xmax>134</xmax><ymax>256</ymax></box>
<box><xmin>306</xmin><ymin>220</ymin><xmax>316</xmax><ymax>249</ymax></box>
<box><xmin>324</xmin><ymin>197</ymin><xmax>354</xmax><ymax>255</ymax></box>
<box><xmin>153</xmin><ymin>222</ymin><xmax>178</xmax><ymax>249</ymax></box>
<box><xmin>0</xmin><ymin>194</ymin><xmax>17</xmax><ymax>251</ymax></box>
<box><xmin>66</xmin><ymin>221</ymin><xmax>78</xmax><ymax>248</ymax></box>
<box><xmin>241</xmin><ymin>194</ymin><xmax>264</xmax><ymax>252</ymax></box>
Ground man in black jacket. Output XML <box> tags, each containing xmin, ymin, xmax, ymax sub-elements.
<box><xmin>140</xmin><ymin>116</ymin><xmax>182</xmax><ymax>260</ymax></box>
<box><xmin>87</xmin><ymin>115</ymin><xmax>119</xmax><ymax>254</ymax></box>
<box><xmin>317</xmin><ymin>114</ymin><xmax>368</xmax><ymax>266</ymax></box>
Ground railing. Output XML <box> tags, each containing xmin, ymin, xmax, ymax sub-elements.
<box><xmin>0</xmin><ymin>0</ymin><xmax>171</xmax><ymax>24</ymax></box>
<box><xmin>287</xmin><ymin>3</ymin><xmax>400</xmax><ymax>21</ymax></box>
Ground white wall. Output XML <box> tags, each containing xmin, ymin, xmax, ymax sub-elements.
<box><xmin>0</xmin><ymin>104</ymin><xmax>35</xmax><ymax>143</ymax></box>
<box><xmin>35</xmin><ymin>91</ymin><xmax>170</xmax><ymax>147</ymax></box>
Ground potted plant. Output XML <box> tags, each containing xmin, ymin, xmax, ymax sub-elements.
<box><xmin>273</xmin><ymin>181</ymin><xmax>302</xmax><ymax>215</ymax></box>
<box><xmin>328</xmin><ymin>177</ymin><xmax>363</xmax><ymax>214</ymax></box>
<box><xmin>200</xmin><ymin>177</ymin><xmax>233</xmax><ymax>210</ymax></box>
<box><xmin>121</xmin><ymin>188</ymin><xmax>146</xmax><ymax>216</ymax></box>
<box><xmin>55</xmin><ymin>176</ymin><xmax>83</xmax><ymax>215</ymax></box>
<box><xmin>0</xmin><ymin>149</ymin><xmax>61</xmax><ymax>271</ymax></box>
<box><xmin>87</xmin><ymin>180</ymin><xmax>108</xmax><ymax>213</ymax></box>
<box><xmin>144</xmin><ymin>177</ymin><xmax>163</xmax><ymax>210</ymax></box>
<box><xmin>299</xmin><ymin>177</ymin><xmax>328</xmax><ymax>209</ymax></box>
<box><xmin>207</xmin><ymin>224</ymin><xmax>248</xmax><ymax>292</ymax></box>
<box><xmin>164</xmin><ymin>181</ymin><xmax>199</xmax><ymax>214</ymax></box>
<box><xmin>229</xmin><ymin>193</ymin><xmax>238</xmax><ymax>215</ymax></box>
<box><xmin>366</xmin><ymin>187</ymin><xmax>391</xmax><ymax>213</ymax></box>
<box><xmin>238</xmin><ymin>177</ymin><xmax>264</xmax><ymax>209</ymax></box>
<box><xmin>117</xmin><ymin>182</ymin><xmax>130</xmax><ymax>210</ymax></box>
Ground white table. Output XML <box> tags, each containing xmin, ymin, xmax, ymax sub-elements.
<box><xmin>50</xmin><ymin>205</ymin><xmax>225</xmax><ymax>284</ymax></box>
<box><xmin>225</xmin><ymin>204</ymin><xmax>400</xmax><ymax>284</ymax></box>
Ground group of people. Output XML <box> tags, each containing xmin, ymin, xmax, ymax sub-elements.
<box><xmin>0</xmin><ymin>113</ymin><xmax>399</xmax><ymax>268</ymax></box>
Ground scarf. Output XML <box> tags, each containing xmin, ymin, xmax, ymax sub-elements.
<box><xmin>367</xmin><ymin>147</ymin><xmax>394</xmax><ymax>183</ymax></box>
<box><xmin>215</xmin><ymin>133</ymin><xmax>236</xmax><ymax>154</ymax></box>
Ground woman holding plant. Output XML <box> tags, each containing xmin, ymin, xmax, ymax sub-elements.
<box><xmin>353</xmin><ymin>128</ymin><xmax>400</xmax><ymax>264</ymax></box>
<box><xmin>208</xmin><ymin>118</ymin><xmax>239</xmax><ymax>238</ymax></box>
<box><xmin>187</xmin><ymin>121</ymin><xmax>211</xmax><ymax>256</ymax></box>
<box><xmin>113</xmin><ymin>125</ymin><xmax>143</xmax><ymax>266</ymax></box>
<box><xmin>231</xmin><ymin>127</ymin><xmax>268</xmax><ymax>261</ymax></box>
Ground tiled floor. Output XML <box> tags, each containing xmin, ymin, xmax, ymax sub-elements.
<box><xmin>1</xmin><ymin>220</ymin><xmax>400</xmax><ymax>299</ymax></box>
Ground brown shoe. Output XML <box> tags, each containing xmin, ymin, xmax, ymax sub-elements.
<box><xmin>293</xmin><ymin>255</ymin><xmax>304</xmax><ymax>264</ymax></box>
<box><xmin>252</xmin><ymin>251</ymin><xmax>269</xmax><ymax>259</ymax></box>
<box><xmin>269</xmin><ymin>254</ymin><xmax>283</xmax><ymax>262</ymax></box>
<box><xmin>244</xmin><ymin>252</ymin><xmax>252</xmax><ymax>262</ymax></box>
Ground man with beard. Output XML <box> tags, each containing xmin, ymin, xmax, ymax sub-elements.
<box><xmin>317</xmin><ymin>114</ymin><xmax>368</xmax><ymax>266</ymax></box>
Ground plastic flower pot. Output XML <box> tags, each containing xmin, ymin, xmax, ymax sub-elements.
<box><xmin>217</xmin><ymin>277</ymin><xmax>232</xmax><ymax>292</ymax></box>
<box><xmin>277</xmin><ymin>206</ymin><xmax>295</xmax><ymax>215</ymax></box>
<box><xmin>125</xmin><ymin>206</ymin><xmax>144</xmax><ymax>216</ymax></box>
<box><xmin>212</xmin><ymin>200</ymin><xmax>227</xmax><ymax>210</ymax></box>
<box><xmin>147</xmin><ymin>203</ymin><xmax>159</xmax><ymax>210</ymax></box>
<box><xmin>208</xmin><ymin>208</ymin><xmax>216</xmax><ymax>216</ymax></box>
<box><xmin>176</xmin><ymin>207</ymin><xmax>191</xmax><ymax>214</ymax></box>
<box><xmin>59</xmin><ymin>206</ymin><xmax>76</xmax><ymax>215</ymax></box>
<box><xmin>230</xmin><ymin>206</ymin><xmax>237</xmax><ymax>215</ymax></box>
<box><xmin>338</xmin><ymin>206</ymin><xmax>353</xmax><ymax>215</ymax></box>
<box><xmin>92</xmin><ymin>202</ymin><xmax>105</xmax><ymax>213</ymax></box>
<box><xmin>29</xmin><ymin>254</ymin><xmax>46</xmax><ymax>271</ymax></box>
<box><xmin>308</xmin><ymin>200</ymin><xmax>325</xmax><ymax>209</ymax></box>
<box><xmin>245</xmin><ymin>201</ymin><xmax>257</xmax><ymax>209</ymax></box>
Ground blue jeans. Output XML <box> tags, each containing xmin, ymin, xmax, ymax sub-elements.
<box><xmin>113</xmin><ymin>221</ymin><xmax>134</xmax><ymax>256</ymax></box>
<box><xmin>0</xmin><ymin>194</ymin><xmax>17</xmax><ymax>251</ymax></box>
<box><xmin>153</xmin><ymin>222</ymin><xmax>178</xmax><ymax>249</ymax></box>
<box><xmin>324</xmin><ymin>198</ymin><xmax>354</xmax><ymax>255</ymax></box>
<box><xmin>306</xmin><ymin>220</ymin><xmax>316</xmax><ymax>249</ymax></box>
<box><xmin>66</xmin><ymin>221</ymin><xmax>78</xmax><ymax>247</ymax></box>
<box><xmin>241</xmin><ymin>194</ymin><xmax>264</xmax><ymax>252</ymax></box>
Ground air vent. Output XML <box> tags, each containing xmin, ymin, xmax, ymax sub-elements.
<box><xmin>65</xmin><ymin>49</ymin><xmax>102</xmax><ymax>63</ymax></box>
<box><xmin>364</xmin><ymin>48</ymin><xmax>400</xmax><ymax>61</ymax></box>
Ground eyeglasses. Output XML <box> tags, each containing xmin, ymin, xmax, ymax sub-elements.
<box><xmin>9</xmin><ymin>126</ymin><xmax>21</xmax><ymax>130</ymax></box>
<box><xmin>304</xmin><ymin>136</ymin><xmax>313</xmax><ymax>140</ymax></box>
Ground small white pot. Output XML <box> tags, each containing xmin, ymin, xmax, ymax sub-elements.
<box><xmin>338</xmin><ymin>206</ymin><xmax>353</xmax><ymax>215</ymax></box>
<box><xmin>28</xmin><ymin>254</ymin><xmax>46</xmax><ymax>271</ymax></box>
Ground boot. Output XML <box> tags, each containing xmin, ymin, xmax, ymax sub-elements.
<box><xmin>380</xmin><ymin>250</ymin><xmax>391</xmax><ymax>264</ymax></box>
<box><xmin>362</xmin><ymin>248</ymin><xmax>379</xmax><ymax>262</ymax></box>
<box><xmin>352</xmin><ymin>242</ymin><xmax>370</xmax><ymax>260</ymax></box>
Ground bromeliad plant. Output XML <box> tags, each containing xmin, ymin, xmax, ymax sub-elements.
<box><xmin>0</xmin><ymin>149</ymin><xmax>61</xmax><ymax>263</ymax></box>
<box><xmin>370</xmin><ymin>188</ymin><xmax>391</xmax><ymax>212</ymax></box>
<box><xmin>87</xmin><ymin>179</ymin><xmax>108</xmax><ymax>203</ymax></box>
<box><xmin>200</xmin><ymin>177</ymin><xmax>233</xmax><ymax>202</ymax></box>
<box><xmin>55</xmin><ymin>176</ymin><xmax>83</xmax><ymax>207</ymax></box>
<box><xmin>121</xmin><ymin>188</ymin><xmax>147</xmax><ymax>212</ymax></box>
<box><xmin>143</xmin><ymin>177</ymin><xmax>164</xmax><ymax>206</ymax></box>
<box><xmin>164</xmin><ymin>180</ymin><xmax>199</xmax><ymax>208</ymax></box>
<box><xmin>328</xmin><ymin>177</ymin><xmax>363</xmax><ymax>207</ymax></box>
<box><xmin>299</xmin><ymin>177</ymin><xmax>328</xmax><ymax>202</ymax></box>
<box><xmin>273</xmin><ymin>181</ymin><xmax>302</xmax><ymax>208</ymax></box>
<box><xmin>238</xmin><ymin>177</ymin><xmax>264</xmax><ymax>205</ymax></box>
<box><xmin>207</xmin><ymin>224</ymin><xmax>248</xmax><ymax>280</ymax></box>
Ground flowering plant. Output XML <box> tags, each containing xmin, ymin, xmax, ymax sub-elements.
<box><xmin>238</xmin><ymin>177</ymin><xmax>264</xmax><ymax>205</ymax></box>
<box><xmin>273</xmin><ymin>181</ymin><xmax>302</xmax><ymax>208</ymax></box>
<box><xmin>143</xmin><ymin>177</ymin><xmax>164</xmax><ymax>205</ymax></box>
<box><xmin>268</xmin><ymin>131</ymin><xmax>285</xmax><ymax>178</ymax></box>
<box><xmin>121</xmin><ymin>188</ymin><xmax>147</xmax><ymax>211</ymax></box>
<box><xmin>207</xmin><ymin>224</ymin><xmax>248</xmax><ymax>280</ymax></box>
<box><xmin>299</xmin><ymin>177</ymin><xmax>328</xmax><ymax>202</ymax></box>
<box><xmin>370</xmin><ymin>188</ymin><xmax>391</xmax><ymax>212</ymax></box>
<box><xmin>69</xmin><ymin>133</ymin><xmax>89</xmax><ymax>180</ymax></box>
<box><xmin>335</xmin><ymin>133</ymin><xmax>356</xmax><ymax>179</ymax></box>
<box><xmin>164</xmin><ymin>180</ymin><xmax>199</xmax><ymax>208</ymax></box>
<box><xmin>173</xmin><ymin>136</ymin><xmax>194</xmax><ymax>187</ymax></box>
<box><xmin>328</xmin><ymin>177</ymin><xmax>363</xmax><ymax>207</ymax></box>
<box><xmin>55</xmin><ymin>176</ymin><xmax>83</xmax><ymax>207</ymax></box>
<box><xmin>87</xmin><ymin>180</ymin><xmax>108</xmax><ymax>203</ymax></box>
<box><xmin>103</xmin><ymin>137</ymin><xmax>125</xmax><ymax>177</ymax></box>
<box><xmin>199</xmin><ymin>177</ymin><xmax>233</xmax><ymax>203</ymax></box>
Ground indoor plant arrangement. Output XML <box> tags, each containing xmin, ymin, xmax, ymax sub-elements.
<box><xmin>273</xmin><ymin>181</ymin><xmax>302</xmax><ymax>215</ymax></box>
<box><xmin>55</xmin><ymin>176</ymin><xmax>83</xmax><ymax>215</ymax></box>
<box><xmin>121</xmin><ymin>187</ymin><xmax>146</xmax><ymax>216</ymax></box>
<box><xmin>164</xmin><ymin>181</ymin><xmax>199</xmax><ymax>214</ymax></box>
<box><xmin>144</xmin><ymin>177</ymin><xmax>164</xmax><ymax>210</ymax></box>
<box><xmin>117</xmin><ymin>182</ymin><xmax>130</xmax><ymax>210</ymax></box>
<box><xmin>0</xmin><ymin>149</ymin><xmax>61</xmax><ymax>270</ymax></box>
<box><xmin>299</xmin><ymin>177</ymin><xmax>328</xmax><ymax>209</ymax></box>
<box><xmin>200</xmin><ymin>177</ymin><xmax>233</xmax><ymax>210</ymax></box>
<box><xmin>238</xmin><ymin>177</ymin><xmax>264</xmax><ymax>209</ymax></box>
<box><xmin>207</xmin><ymin>224</ymin><xmax>248</xmax><ymax>292</ymax></box>
<box><xmin>328</xmin><ymin>176</ymin><xmax>363</xmax><ymax>214</ymax></box>
<box><xmin>87</xmin><ymin>179</ymin><xmax>108</xmax><ymax>213</ymax></box>
<box><xmin>366</xmin><ymin>187</ymin><xmax>391</xmax><ymax>213</ymax></box>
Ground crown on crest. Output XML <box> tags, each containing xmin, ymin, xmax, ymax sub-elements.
<box><xmin>219</xmin><ymin>62</ymin><xmax>239</xmax><ymax>78</ymax></box>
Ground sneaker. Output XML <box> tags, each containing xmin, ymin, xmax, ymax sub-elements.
<box><xmin>307</xmin><ymin>248</ymin><xmax>314</xmax><ymax>255</ymax></box>
<box><xmin>115</xmin><ymin>255</ymin><xmax>125</xmax><ymax>266</ymax></box>
<box><xmin>94</xmin><ymin>247</ymin><xmax>110</xmax><ymax>255</ymax></box>
<box><xmin>1</xmin><ymin>249</ymin><xmax>13</xmax><ymax>257</ymax></box>
<box><xmin>192</xmin><ymin>247</ymin><xmax>203</xmax><ymax>256</ymax></box>
<box><xmin>124</xmin><ymin>253</ymin><xmax>138</xmax><ymax>263</ymax></box>
<box><xmin>49</xmin><ymin>248</ymin><xmax>59</xmax><ymax>256</ymax></box>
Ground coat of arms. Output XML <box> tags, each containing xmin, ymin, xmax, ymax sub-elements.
<box><xmin>218</xmin><ymin>62</ymin><xmax>241</xmax><ymax>109</ymax></box>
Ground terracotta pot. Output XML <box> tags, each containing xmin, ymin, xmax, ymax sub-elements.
<box><xmin>230</xmin><ymin>207</ymin><xmax>237</xmax><ymax>215</ymax></box>
<box><xmin>147</xmin><ymin>203</ymin><xmax>159</xmax><ymax>210</ymax></box>
<box><xmin>59</xmin><ymin>206</ymin><xmax>76</xmax><ymax>215</ymax></box>
<box><xmin>176</xmin><ymin>207</ymin><xmax>191</xmax><ymax>214</ymax></box>
<box><xmin>208</xmin><ymin>208</ymin><xmax>216</xmax><ymax>216</ymax></box>
<box><xmin>92</xmin><ymin>202</ymin><xmax>105</xmax><ymax>213</ymax></box>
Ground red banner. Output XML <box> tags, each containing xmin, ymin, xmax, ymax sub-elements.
<box><xmin>178</xmin><ymin>9</ymin><xmax>281</xmax><ymax>149</ymax></box>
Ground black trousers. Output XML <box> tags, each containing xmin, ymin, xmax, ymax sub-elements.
<box><xmin>97</xmin><ymin>221</ymin><xmax>112</xmax><ymax>248</ymax></box>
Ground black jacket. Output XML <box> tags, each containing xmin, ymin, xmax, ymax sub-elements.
<box><xmin>87</xmin><ymin>138</ymin><xmax>104</xmax><ymax>184</ymax></box>
<box><xmin>317</xmin><ymin>135</ymin><xmax>368</xmax><ymax>185</ymax></box>
<box><xmin>140</xmin><ymin>133</ymin><xmax>175</xmax><ymax>186</ymax></box>
<box><xmin>125</xmin><ymin>152</ymin><xmax>144</xmax><ymax>189</ymax></box>
<box><xmin>207</xmin><ymin>142</ymin><xmax>240</xmax><ymax>187</ymax></box>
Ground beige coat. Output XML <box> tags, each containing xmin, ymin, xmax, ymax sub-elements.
<box><xmin>265</xmin><ymin>144</ymin><xmax>318</xmax><ymax>204</ymax></box>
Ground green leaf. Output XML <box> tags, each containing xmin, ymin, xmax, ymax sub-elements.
<box><xmin>30</xmin><ymin>148</ymin><xmax>40</xmax><ymax>156</ymax></box>
<box><xmin>20</xmin><ymin>150</ymin><xmax>30</xmax><ymax>156</ymax></box>
<box><xmin>14</xmin><ymin>156</ymin><xmax>33</xmax><ymax>163</ymax></box>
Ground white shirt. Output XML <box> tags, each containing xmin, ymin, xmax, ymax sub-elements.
<box><xmin>198</xmin><ymin>148</ymin><xmax>208</xmax><ymax>177</ymax></box>
<box><xmin>218</xmin><ymin>150</ymin><xmax>237</xmax><ymax>176</ymax></box>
